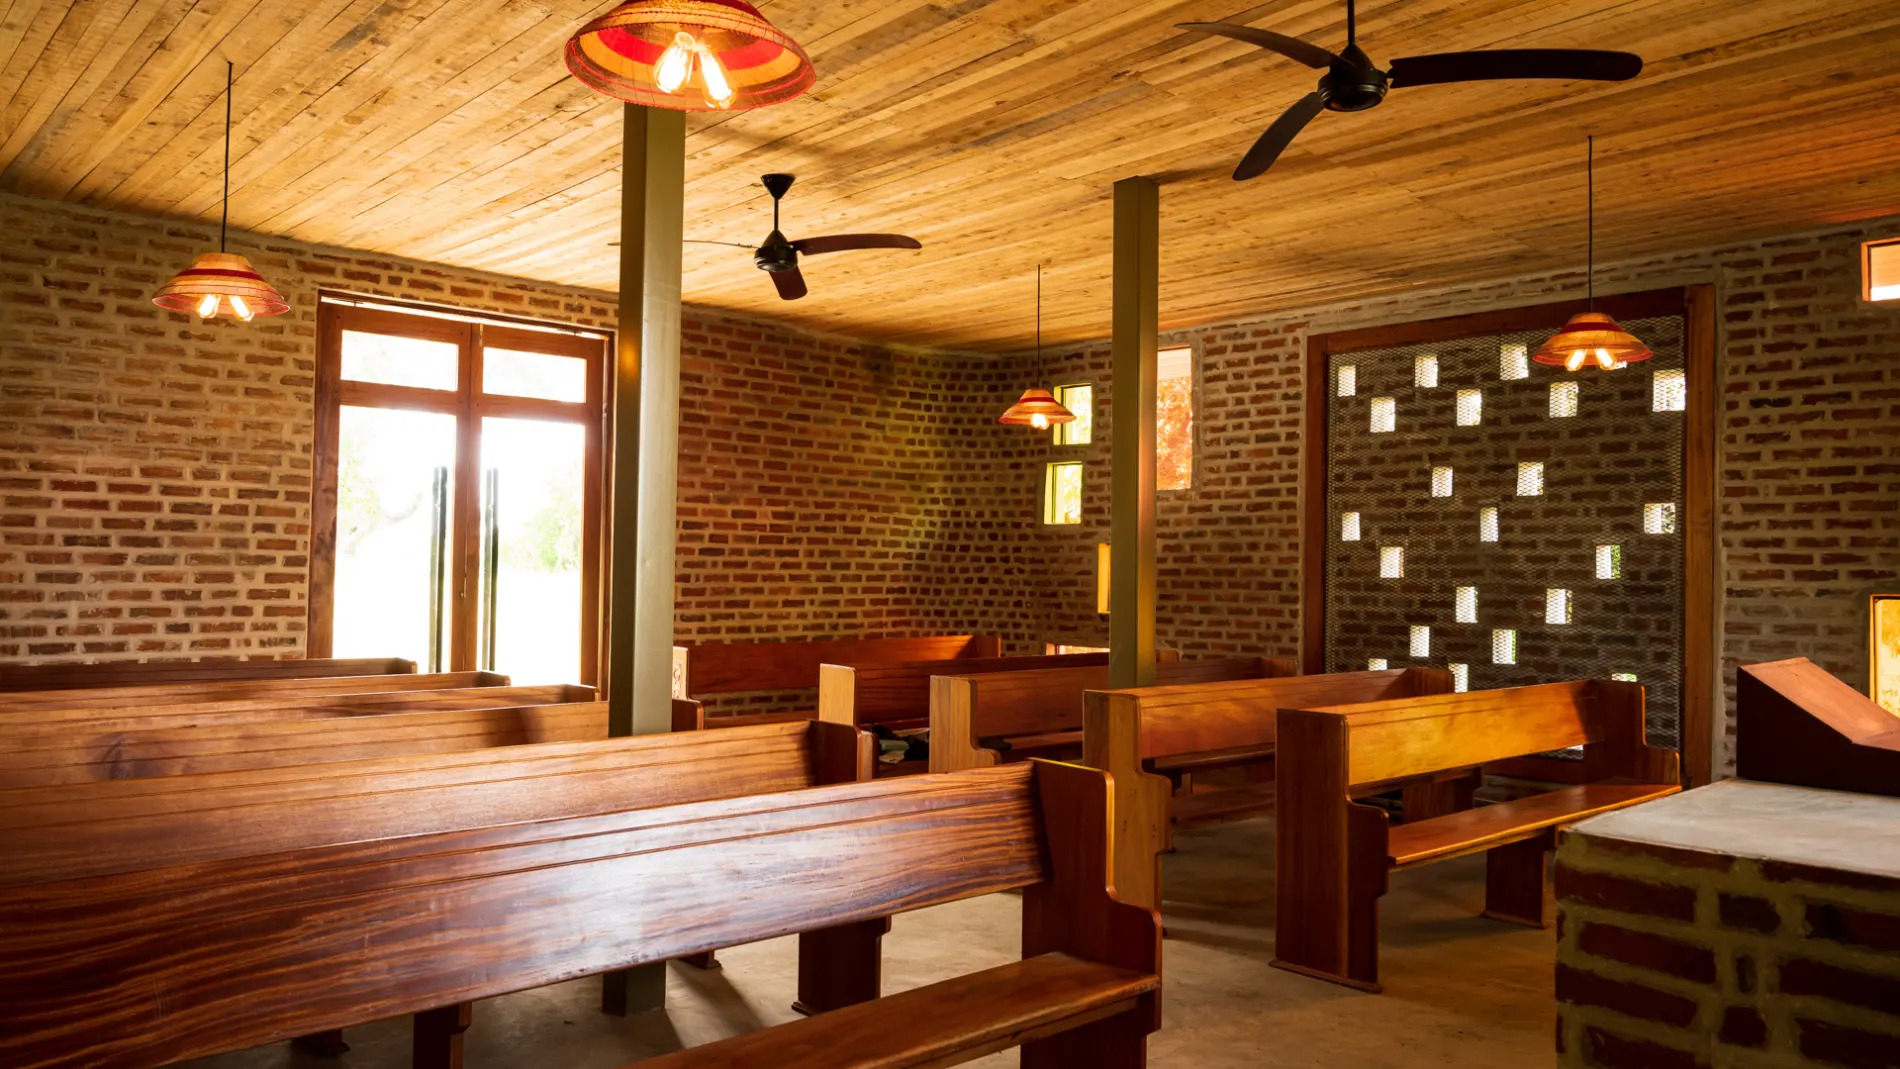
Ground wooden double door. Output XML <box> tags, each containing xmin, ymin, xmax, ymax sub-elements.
<box><xmin>310</xmin><ymin>301</ymin><xmax>607</xmax><ymax>685</ymax></box>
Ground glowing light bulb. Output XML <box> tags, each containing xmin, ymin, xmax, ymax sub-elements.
<box><xmin>196</xmin><ymin>293</ymin><xmax>220</xmax><ymax>318</ymax></box>
<box><xmin>1565</xmin><ymin>349</ymin><xmax>1587</xmax><ymax>372</ymax></box>
<box><xmin>654</xmin><ymin>32</ymin><xmax>695</xmax><ymax>94</ymax></box>
<box><xmin>697</xmin><ymin>44</ymin><xmax>734</xmax><ymax>107</ymax></box>
<box><xmin>230</xmin><ymin>295</ymin><xmax>253</xmax><ymax>322</ymax></box>
<box><xmin>1595</xmin><ymin>348</ymin><xmax>1614</xmax><ymax>370</ymax></box>
<box><xmin>1030</xmin><ymin>412</ymin><xmax>1049</xmax><ymax>430</ymax></box>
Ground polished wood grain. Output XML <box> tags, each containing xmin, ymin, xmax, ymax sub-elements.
<box><xmin>1080</xmin><ymin>667</ymin><xmax>1451</xmax><ymax>910</ymax></box>
<box><xmin>0</xmin><ymin>761</ymin><xmax>1154</xmax><ymax>1069</ymax></box>
<box><xmin>0</xmin><ymin>671</ymin><xmax>508</xmax><ymax>711</ymax></box>
<box><xmin>1737</xmin><ymin>657</ymin><xmax>1900</xmax><ymax>797</ymax></box>
<box><xmin>928</xmin><ymin>655</ymin><xmax>1290</xmax><ymax>773</ymax></box>
<box><xmin>0</xmin><ymin>699</ymin><xmax>609</xmax><ymax>788</ymax></box>
<box><xmin>682</xmin><ymin>635</ymin><xmax>999</xmax><ymax>697</ymax></box>
<box><xmin>3</xmin><ymin>3</ymin><xmax>1896</xmax><ymax>349</ymax></box>
<box><xmin>0</xmin><ymin>657</ymin><xmax>414</xmax><ymax>691</ymax></box>
<box><xmin>0</xmin><ymin>683</ymin><xmax>588</xmax><ymax>734</ymax></box>
<box><xmin>819</xmin><ymin>652</ymin><xmax>1108</xmax><ymax>733</ymax></box>
<box><xmin>1273</xmin><ymin>679</ymin><xmax>1680</xmax><ymax>989</ymax></box>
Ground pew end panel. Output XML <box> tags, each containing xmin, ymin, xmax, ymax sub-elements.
<box><xmin>927</xmin><ymin>674</ymin><xmax>1001</xmax><ymax>774</ymax></box>
<box><xmin>1081</xmin><ymin>690</ymin><xmax>1173</xmax><ymax>913</ymax></box>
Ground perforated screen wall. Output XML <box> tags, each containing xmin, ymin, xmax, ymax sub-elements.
<box><xmin>1325</xmin><ymin>314</ymin><xmax>1688</xmax><ymax>751</ymax></box>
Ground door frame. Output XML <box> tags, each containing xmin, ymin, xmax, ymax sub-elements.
<box><xmin>310</xmin><ymin>296</ymin><xmax>609</xmax><ymax>684</ymax></box>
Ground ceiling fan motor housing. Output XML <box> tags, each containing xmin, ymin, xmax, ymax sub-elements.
<box><xmin>1321</xmin><ymin>44</ymin><xmax>1388</xmax><ymax>111</ymax></box>
<box><xmin>754</xmin><ymin>231</ymin><xmax>797</xmax><ymax>272</ymax></box>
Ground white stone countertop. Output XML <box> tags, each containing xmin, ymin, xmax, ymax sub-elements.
<box><xmin>1571</xmin><ymin>778</ymin><xmax>1900</xmax><ymax>881</ymax></box>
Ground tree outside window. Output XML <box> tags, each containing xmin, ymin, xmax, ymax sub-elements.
<box><xmin>1157</xmin><ymin>346</ymin><xmax>1194</xmax><ymax>490</ymax></box>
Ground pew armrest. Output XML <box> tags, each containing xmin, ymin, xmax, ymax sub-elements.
<box><xmin>1387</xmin><ymin>781</ymin><xmax>1681</xmax><ymax>869</ymax></box>
<box><xmin>631</xmin><ymin>952</ymin><xmax>1158</xmax><ymax>1068</ymax></box>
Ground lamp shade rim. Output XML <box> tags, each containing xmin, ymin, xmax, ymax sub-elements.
<box><xmin>1531</xmin><ymin>311</ymin><xmax>1654</xmax><ymax>368</ymax></box>
<box><xmin>565</xmin><ymin>0</ymin><xmax>815</xmax><ymax>110</ymax></box>
<box><xmin>998</xmin><ymin>386</ymin><xmax>1077</xmax><ymax>426</ymax></box>
<box><xmin>152</xmin><ymin>252</ymin><xmax>290</xmax><ymax>318</ymax></box>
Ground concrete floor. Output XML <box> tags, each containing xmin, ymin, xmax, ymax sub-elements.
<box><xmin>183</xmin><ymin>815</ymin><xmax>1557</xmax><ymax>1068</ymax></box>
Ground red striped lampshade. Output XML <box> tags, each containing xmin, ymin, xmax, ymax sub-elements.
<box><xmin>152</xmin><ymin>252</ymin><xmax>288</xmax><ymax>322</ymax></box>
<box><xmin>565</xmin><ymin>0</ymin><xmax>814</xmax><ymax>111</ymax></box>
<box><xmin>1531</xmin><ymin>311</ymin><xmax>1653</xmax><ymax>372</ymax></box>
<box><xmin>998</xmin><ymin>387</ymin><xmax>1076</xmax><ymax>429</ymax></box>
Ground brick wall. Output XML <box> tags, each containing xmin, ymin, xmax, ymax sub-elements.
<box><xmin>0</xmin><ymin>191</ymin><xmax>975</xmax><ymax>664</ymax></box>
<box><xmin>988</xmin><ymin>215</ymin><xmax>1900</xmax><ymax>770</ymax></box>
<box><xmin>1555</xmin><ymin>803</ymin><xmax>1900</xmax><ymax>1067</ymax></box>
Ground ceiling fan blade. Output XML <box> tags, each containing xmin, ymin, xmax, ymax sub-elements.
<box><xmin>770</xmin><ymin>266</ymin><xmax>808</xmax><ymax>301</ymax></box>
<box><xmin>1388</xmin><ymin>49</ymin><xmax>1643</xmax><ymax>88</ymax></box>
<box><xmin>790</xmin><ymin>234</ymin><xmax>923</xmax><ymax>256</ymax></box>
<box><xmin>1178</xmin><ymin>22</ymin><xmax>1338</xmax><ymax>70</ymax></box>
<box><xmin>685</xmin><ymin>239</ymin><xmax>756</xmax><ymax>249</ymax></box>
<box><xmin>1235</xmin><ymin>92</ymin><xmax>1326</xmax><ymax>181</ymax></box>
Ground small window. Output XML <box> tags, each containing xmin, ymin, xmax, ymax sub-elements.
<box><xmin>1546</xmin><ymin>588</ymin><xmax>1573</xmax><ymax>625</ymax></box>
<box><xmin>1597</xmin><ymin>544</ymin><xmax>1622</xmax><ymax>579</ymax></box>
<box><xmin>1500</xmin><ymin>343</ymin><xmax>1530</xmax><ymax>380</ymax></box>
<box><xmin>1517</xmin><ymin>462</ymin><xmax>1545</xmax><ymax>497</ymax></box>
<box><xmin>1652</xmin><ymin>369</ymin><xmax>1686</xmax><ymax>413</ymax></box>
<box><xmin>483</xmin><ymin>348</ymin><xmax>588</xmax><ymax>402</ymax></box>
<box><xmin>1046</xmin><ymin>643</ymin><xmax>1109</xmax><ymax>655</ymax></box>
<box><xmin>1054</xmin><ymin>384</ymin><xmax>1093</xmax><ymax>445</ymax></box>
<box><xmin>1370</xmin><ymin>397</ymin><xmax>1396</xmax><ymax>433</ymax></box>
<box><xmin>1492</xmin><ymin>629</ymin><xmax>1518</xmax><ymax>665</ymax></box>
<box><xmin>1095</xmin><ymin>542</ymin><xmax>1110</xmax><ymax>614</ymax></box>
<box><xmin>1479</xmin><ymin>507</ymin><xmax>1499</xmax><ymax>543</ymax></box>
<box><xmin>1157</xmin><ymin>347</ymin><xmax>1194</xmax><ymax>491</ymax></box>
<box><xmin>1431</xmin><ymin>467</ymin><xmax>1454</xmax><ymax>498</ymax></box>
<box><xmin>1455</xmin><ymin>586</ymin><xmax>1478</xmax><ymax>623</ymax></box>
<box><xmin>1865</xmin><ymin>238</ymin><xmax>1900</xmax><ymax>302</ymax></box>
<box><xmin>1449</xmin><ymin>663</ymin><xmax>1470</xmax><ymax>692</ymax></box>
<box><xmin>1379</xmin><ymin>546</ymin><xmax>1405</xmax><ymax>578</ymax></box>
<box><xmin>1644</xmin><ymin>502</ymin><xmax>1677</xmax><ymax>535</ymax></box>
<box><xmin>1341</xmin><ymin>512</ymin><xmax>1362</xmax><ymax>541</ymax></box>
<box><xmin>1549</xmin><ymin>381</ymin><xmax>1579</xmax><ymax>418</ymax></box>
<box><xmin>1336</xmin><ymin>365</ymin><xmax>1357</xmax><ymax>397</ymax></box>
<box><xmin>1611</xmin><ymin>672</ymin><xmax>1639</xmax><ymax>683</ymax></box>
<box><xmin>1367</xmin><ymin>658</ymin><xmax>1389</xmax><ymax>671</ymax></box>
<box><xmin>1456</xmin><ymin>389</ymin><xmax>1483</xmax><ymax>427</ymax></box>
<box><xmin>1415</xmin><ymin>354</ymin><xmax>1439</xmax><ymax>389</ymax></box>
<box><xmin>1043</xmin><ymin>462</ymin><xmax>1082</xmax><ymax>525</ymax></box>
<box><xmin>341</xmin><ymin>330</ymin><xmax>459</xmax><ymax>390</ymax></box>
<box><xmin>1409</xmin><ymin>625</ymin><xmax>1431</xmax><ymax>658</ymax></box>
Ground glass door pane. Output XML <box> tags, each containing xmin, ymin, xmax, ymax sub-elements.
<box><xmin>477</xmin><ymin>417</ymin><xmax>587</xmax><ymax>684</ymax></box>
<box><xmin>332</xmin><ymin>406</ymin><xmax>457</xmax><ymax>670</ymax></box>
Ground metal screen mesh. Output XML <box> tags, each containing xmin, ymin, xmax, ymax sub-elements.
<box><xmin>1325</xmin><ymin>314</ymin><xmax>1687</xmax><ymax>752</ymax></box>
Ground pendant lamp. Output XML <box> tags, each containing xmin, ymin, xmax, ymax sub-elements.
<box><xmin>999</xmin><ymin>266</ymin><xmax>1076</xmax><ymax>430</ymax></box>
<box><xmin>565</xmin><ymin>0</ymin><xmax>814</xmax><ymax>110</ymax></box>
<box><xmin>153</xmin><ymin>62</ymin><xmax>287</xmax><ymax>323</ymax></box>
<box><xmin>1533</xmin><ymin>136</ymin><xmax>1650</xmax><ymax>372</ymax></box>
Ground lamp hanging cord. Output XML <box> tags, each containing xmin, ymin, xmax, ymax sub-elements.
<box><xmin>220</xmin><ymin>59</ymin><xmax>231</xmax><ymax>254</ymax></box>
<box><xmin>1035</xmin><ymin>264</ymin><xmax>1044</xmax><ymax>384</ymax></box>
<box><xmin>1586</xmin><ymin>135</ymin><xmax>1593</xmax><ymax>311</ymax></box>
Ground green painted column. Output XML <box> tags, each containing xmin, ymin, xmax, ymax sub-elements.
<box><xmin>1109</xmin><ymin>176</ymin><xmax>1159</xmax><ymax>689</ymax></box>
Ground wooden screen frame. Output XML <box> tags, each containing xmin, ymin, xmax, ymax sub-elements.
<box><xmin>311</xmin><ymin>298</ymin><xmax>608</xmax><ymax>686</ymax></box>
<box><xmin>1299</xmin><ymin>285</ymin><xmax>1719</xmax><ymax>786</ymax></box>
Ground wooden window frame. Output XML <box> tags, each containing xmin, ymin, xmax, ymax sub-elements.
<box><xmin>1300</xmin><ymin>285</ymin><xmax>1719</xmax><ymax>786</ymax></box>
<box><xmin>310</xmin><ymin>297</ymin><xmax>609</xmax><ymax>685</ymax></box>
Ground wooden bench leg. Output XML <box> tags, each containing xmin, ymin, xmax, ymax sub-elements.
<box><xmin>601</xmin><ymin>963</ymin><xmax>667</xmax><ymax>1016</ymax></box>
<box><xmin>412</xmin><ymin>1003</ymin><xmax>471</xmax><ymax>1069</ymax></box>
<box><xmin>1483</xmin><ymin>830</ymin><xmax>1555</xmax><ymax>928</ymax></box>
<box><xmin>678</xmin><ymin>951</ymin><xmax>720</xmax><ymax>970</ymax></box>
<box><xmin>792</xmin><ymin>916</ymin><xmax>890</xmax><ymax>1015</ymax></box>
<box><xmin>1401</xmin><ymin>770</ymin><xmax>1477</xmax><ymax>822</ymax></box>
<box><xmin>1021</xmin><ymin>1004</ymin><xmax>1149</xmax><ymax>1068</ymax></box>
<box><xmin>292</xmin><ymin>1030</ymin><xmax>350</xmax><ymax>1057</ymax></box>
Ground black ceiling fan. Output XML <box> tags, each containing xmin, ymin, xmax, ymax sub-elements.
<box><xmin>1182</xmin><ymin>0</ymin><xmax>1643</xmax><ymax>180</ymax></box>
<box><xmin>691</xmin><ymin>173</ymin><xmax>922</xmax><ymax>300</ymax></box>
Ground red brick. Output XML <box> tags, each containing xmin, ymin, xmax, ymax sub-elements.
<box><xmin>1719</xmin><ymin>893</ymin><xmax>1781</xmax><ymax>934</ymax></box>
<box><xmin>1578</xmin><ymin>922</ymin><xmax>1717</xmax><ymax>984</ymax></box>
<box><xmin>1779</xmin><ymin>958</ymin><xmax>1900</xmax><ymax>1019</ymax></box>
<box><xmin>1797</xmin><ymin>1018</ymin><xmax>1900</xmax><ymax>1069</ymax></box>
<box><xmin>1556</xmin><ymin>866</ymin><xmax>1699</xmax><ymax>922</ymax></box>
<box><xmin>1556</xmin><ymin>964</ymin><xmax>1701</xmax><ymax>1027</ymax></box>
<box><xmin>1583</xmin><ymin>1025</ymin><xmax>1708</xmax><ymax>1069</ymax></box>
<box><xmin>1719</xmin><ymin>1006</ymin><xmax>1768</xmax><ymax>1049</ymax></box>
<box><xmin>1807</xmin><ymin>904</ymin><xmax>1900</xmax><ymax>954</ymax></box>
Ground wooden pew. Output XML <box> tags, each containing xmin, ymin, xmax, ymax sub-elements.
<box><xmin>819</xmin><ymin>651</ymin><xmax>1115</xmax><ymax>735</ymax></box>
<box><xmin>1737</xmin><ymin>656</ymin><xmax>1900</xmax><ymax>797</ymax></box>
<box><xmin>0</xmin><ymin>682</ymin><xmax>580</xmax><ymax>735</ymax></box>
<box><xmin>0</xmin><ymin>697</ymin><xmax>608</xmax><ymax>788</ymax></box>
<box><xmin>930</xmin><ymin>655</ymin><xmax>1297</xmax><ymax>773</ymax></box>
<box><xmin>1271</xmin><ymin>680</ymin><xmax>1681</xmax><ymax>991</ymax></box>
<box><xmin>0</xmin><ymin>655</ymin><xmax>415</xmax><ymax>691</ymax></box>
<box><xmin>0</xmin><ymin>669</ymin><xmax>508</xmax><ymax>711</ymax></box>
<box><xmin>675</xmin><ymin>634</ymin><xmax>1001</xmax><ymax>722</ymax></box>
<box><xmin>0</xmin><ymin>756</ymin><xmax>1158</xmax><ymax>1069</ymax></box>
<box><xmin>1081</xmin><ymin>668</ymin><xmax>1455</xmax><ymax>910</ymax></box>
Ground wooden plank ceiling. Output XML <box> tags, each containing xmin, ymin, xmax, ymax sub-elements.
<box><xmin>3</xmin><ymin>0</ymin><xmax>1898</xmax><ymax>351</ymax></box>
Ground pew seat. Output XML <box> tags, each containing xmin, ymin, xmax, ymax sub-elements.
<box><xmin>636</xmin><ymin>951</ymin><xmax>1157</xmax><ymax>1069</ymax></box>
<box><xmin>1385</xmin><ymin>782</ymin><xmax>1680</xmax><ymax>869</ymax></box>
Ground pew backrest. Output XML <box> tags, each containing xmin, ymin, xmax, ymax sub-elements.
<box><xmin>821</xmin><ymin>652</ymin><xmax>1112</xmax><ymax>732</ymax></box>
<box><xmin>930</xmin><ymin>655</ymin><xmax>1297</xmax><ymax>773</ymax></box>
<box><xmin>0</xmin><ymin>670</ymin><xmax>510</xmax><ymax>711</ymax></box>
<box><xmin>0</xmin><ymin>656</ymin><xmax>416</xmax><ymax>692</ymax></box>
<box><xmin>0</xmin><ymin>683</ymin><xmax>589</xmax><ymax>734</ymax></box>
<box><xmin>0</xmin><ymin>699</ymin><xmax>613</xmax><ymax>789</ymax></box>
<box><xmin>0</xmin><ymin>759</ymin><xmax>1142</xmax><ymax>1069</ymax></box>
<box><xmin>676</xmin><ymin>634</ymin><xmax>1001</xmax><ymax>696</ymax></box>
